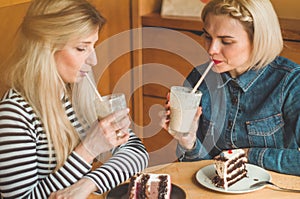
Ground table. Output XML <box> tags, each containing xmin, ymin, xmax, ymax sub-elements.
<box><xmin>88</xmin><ymin>160</ymin><xmax>300</xmax><ymax>199</ymax></box>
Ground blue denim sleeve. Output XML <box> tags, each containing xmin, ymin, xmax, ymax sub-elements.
<box><xmin>176</xmin><ymin>139</ymin><xmax>212</xmax><ymax>161</ymax></box>
<box><xmin>248</xmin><ymin>148</ymin><xmax>300</xmax><ymax>176</ymax></box>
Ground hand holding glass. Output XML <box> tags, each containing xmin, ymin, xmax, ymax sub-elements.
<box><xmin>93</xmin><ymin>93</ymin><xmax>128</xmax><ymax>162</ymax></box>
<box><xmin>95</xmin><ymin>93</ymin><xmax>127</xmax><ymax>137</ymax></box>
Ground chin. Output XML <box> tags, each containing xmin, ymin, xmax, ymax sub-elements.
<box><xmin>75</xmin><ymin>76</ymin><xmax>84</xmax><ymax>83</ymax></box>
<box><xmin>212</xmin><ymin>64</ymin><xmax>231</xmax><ymax>74</ymax></box>
<box><xmin>212</xmin><ymin>66</ymin><xmax>223</xmax><ymax>74</ymax></box>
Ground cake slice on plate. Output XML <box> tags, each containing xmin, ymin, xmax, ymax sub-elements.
<box><xmin>127</xmin><ymin>173</ymin><xmax>171</xmax><ymax>199</ymax></box>
<box><xmin>212</xmin><ymin>149</ymin><xmax>248</xmax><ymax>190</ymax></box>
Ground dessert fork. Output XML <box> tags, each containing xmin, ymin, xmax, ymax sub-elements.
<box><xmin>250</xmin><ymin>181</ymin><xmax>300</xmax><ymax>193</ymax></box>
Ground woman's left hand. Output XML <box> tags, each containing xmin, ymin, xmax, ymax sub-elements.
<box><xmin>48</xmin><ymin>178</ymin><xmax>97</xmax><ymax>199</ymax></box>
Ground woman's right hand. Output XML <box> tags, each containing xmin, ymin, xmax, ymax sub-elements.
<box><xmin>75</xmin><ymin>108</ymin><xmax>131</xmax><ymax>163</ymax></box>
<box><xmin>161</xmin><ymin>93</ymin><xmax>202</xmax><ymax>150</ymax></box>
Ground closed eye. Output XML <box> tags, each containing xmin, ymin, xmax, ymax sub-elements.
<box><xmin>76</xmin><ymin>47</ymin><xmax>87</xmax><ymax>52</ymax></box>
<box><xmin>222</xmin><ymin>40</ymin><xmax>233</xmax><ymax>45</ymax></box>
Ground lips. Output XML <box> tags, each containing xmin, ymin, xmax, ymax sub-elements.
<box><xmin>80</xmin><ymin>70</ymin><xmax>88</xmax><ymax>74</ymax></box>
<box><xmin>79</xmin><ymin>70</ymin><xmax>89</xmax><ymax>77</ymax></box>
<box><xmin>213</xmin><ymin>60</ymin><xmax>222</xmax><ymax>65</ymax></box>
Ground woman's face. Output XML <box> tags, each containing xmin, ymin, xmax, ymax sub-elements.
<box><xmin>203</xmin><ymin>13</ymin><xmax>252</xmax><ymax>78</ymax></box>
<box><xmin>55</xmin><ymin>27</ymin><xmax>99</xmax><ymax>83</ymax></box>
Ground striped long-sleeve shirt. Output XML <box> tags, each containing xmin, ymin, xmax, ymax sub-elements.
<box><xmin>0</xmin><ymin>89</ymin><xmax>149</xmax><ymax>199</ymax></box>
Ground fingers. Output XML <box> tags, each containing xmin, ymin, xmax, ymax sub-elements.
<box><xmin>159</xmin><ymin>108</ymin><xmax>170</xmax><ymax>130</ymax></box>
<box><xmin>166</xmin><ymin>92</ymin><xmax>170</xmax><ymax>101</ymax></box>
<box><xmin>98</xmin><ymin>108</ymin><xmax>130</xmax><ymax>142</ymax></box>
<box><xmin>110</xmin><ymin>109</ymin><xmax>131</xmax><ymax>131</ymax></box>
<box><xmin>164</xmin><ymin>94</ymin><xmax>170</xmax><ymax>111</ymax></box>
<box><xmin>165</xmin><ymin>101</ymin><xmax>170</xmax><ymax>120</ymax></box>
<box><xmin>160</xmin><ymin>93</ymin><xmax>171</xmax><ymax>130</ymax></box>
<box><xmin>194</xmin><ymin>106</ymin><xmax>202</xmax><ymax>121</ymax></box>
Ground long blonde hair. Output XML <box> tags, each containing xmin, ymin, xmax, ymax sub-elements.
<box><xmin>201</xmin><ymin>0</ymin><xmax>283</xmax><ymax>69</ymax></box>
<box><xmin>6</xmin><ymin>0</ymin><xmax>105</xmax><ymax>170</ymax></box>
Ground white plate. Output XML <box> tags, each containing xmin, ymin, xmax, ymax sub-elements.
<box><xmin>196</xmin><ymin>163</ymin><xmax>271</xmax><ymax>194</ymax></box>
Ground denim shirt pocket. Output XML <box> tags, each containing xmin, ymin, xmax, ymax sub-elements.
<box><xmin>246</xmin><ymin>113</ymin><xmax>284</xmax><ymax>148</ymax></box>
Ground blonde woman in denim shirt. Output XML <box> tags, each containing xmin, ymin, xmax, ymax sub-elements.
<box><xmin>163</xmin><ymin>0</ymin><xmax>300</xmax><ymax>176</ymax></box>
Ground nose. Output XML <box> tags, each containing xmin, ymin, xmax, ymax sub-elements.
<box><xmin>207</xmin><ymin>40</ymin><xmax>220</xmax><ymax>57</ymax></box>
<box><xmin>85</xmin><ymin>49</ymin><xmax>97</xmax><ymax>66</ymax></box>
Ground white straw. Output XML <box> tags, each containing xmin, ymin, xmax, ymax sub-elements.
<box><xmin>191</xmin><ymin>61</ymin><xmax>214</xmax><ymax>93</ymax></box>
<box><xmin>84</xmin><ymin>73</ymin><xmax>103</xmax><ymax>101</ymax></box>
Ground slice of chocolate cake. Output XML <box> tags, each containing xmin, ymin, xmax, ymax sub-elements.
<box><xmin>127</xmin><ymin>173</ymin><xmax>171</xmax><ymax>199</ymax></box>
<box><xmin>212</xmin><ymin>149</ymin><xmax>248</xmax><ymax>190</ymax></box>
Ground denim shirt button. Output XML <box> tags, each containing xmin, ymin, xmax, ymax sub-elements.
<box><xmin>231</xmin><ymin>97</ymin><xmax>238</xmax><ymax>105</ymax></box>
<box><xmin>228</xmin><ymin>120</ymin><xmax>233</xmax><ymax>128</ymax></box>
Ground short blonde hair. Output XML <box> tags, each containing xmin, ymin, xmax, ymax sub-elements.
<box><xmin>202</xmin><ymin>0</ymin><xmax>283</xmax><ymax>69</ymax></box>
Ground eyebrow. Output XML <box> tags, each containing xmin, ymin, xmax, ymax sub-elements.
<box><xmin>202</xmin><ymin>28</ymin><xmax>234</xmax><ymax>39</ymax></box>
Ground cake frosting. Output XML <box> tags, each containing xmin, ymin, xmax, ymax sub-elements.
<box><xmin>212</xmin><ymin>149</ymin><xmax>247</xmax><ymax>190</ymax></box>
<box><xmin>127</xmin><ymin>173</ymin><xmax>171</xmax><ymax>199</ymax></box>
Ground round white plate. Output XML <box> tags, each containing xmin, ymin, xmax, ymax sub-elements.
<box><xmin>196</xmin><ymin>163</ymin><xmax>271</xmax><ymax>194</ymax></box>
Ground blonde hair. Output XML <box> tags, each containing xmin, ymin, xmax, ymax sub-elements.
<box><xmin>201</xmin><ymin>0</ymin><xmax>283</xmax><ymax>69</ymax></box>
<box><xmin>6</xmin><ymin>0</ymin><xmax>105</xmax><ymax>170</ymax></box>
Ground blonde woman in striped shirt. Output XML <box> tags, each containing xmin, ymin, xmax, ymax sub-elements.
<box><xmin>0</xmin><ymin>0</ymin><xmax>149</xmax><ymax>198</ymax></box>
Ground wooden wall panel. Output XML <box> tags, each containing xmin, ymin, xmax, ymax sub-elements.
<box><xmin>0</xmin><ymin>0</ymin><xmax>30</xmax><ymax>8</ymax></box>
<box><xmin>281</xmin><ymin>41</ymin><xmax>300</xmax><ymax>64</ymax></box>
<box><xmin>0</xmin><ymin>2</ymin><xmax>30</xmax><ymax>96</ymax></box>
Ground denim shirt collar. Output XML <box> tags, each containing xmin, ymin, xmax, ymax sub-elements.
<box><xmin>218</xmin><ymin>66</ymin><xmax>268</xmax><ymax>92</ymax></box>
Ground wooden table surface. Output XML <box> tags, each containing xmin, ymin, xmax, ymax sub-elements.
<box><xmin>88</xmin><ymin>160</ymin><xmax>300</xmax><ymax>199</ymax></box>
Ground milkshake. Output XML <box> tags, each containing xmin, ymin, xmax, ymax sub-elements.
<box><xmin>95</xmin><ymin>93</ymin><xmax>127</xmax><ymax>120</ymax></box>
<box><xmin>169</xmin><ymin>86</ymin><xmax>202</xmax><ymax>134</ymax></box>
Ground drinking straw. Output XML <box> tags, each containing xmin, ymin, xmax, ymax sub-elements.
<box><xmin>83</xmin><ymin>72</ymin><xmax>103</xmax><ymax>101</ymax></box>
<box><xmin>191</xmin><ymin>61</ymin><xmax>214</xmax><ymax>93</ymax></box>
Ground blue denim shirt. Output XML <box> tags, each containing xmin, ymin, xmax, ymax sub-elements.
<box><xmin>177</xmin><ymin>56</ymin><xmax>300</xmax><ymax>176</ymax></box>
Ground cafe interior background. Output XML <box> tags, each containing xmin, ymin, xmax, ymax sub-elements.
<box><xmin>0</xmin><ymin>0</ymin><xmax>299</xmax><ymax>166</ymax></box>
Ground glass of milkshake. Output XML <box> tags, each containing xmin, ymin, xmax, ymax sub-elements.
<box><xmin>95</xmin><ymin>93</ymin><xmax>127</xmax><ymax>121</ymax></box>
<box><xmin>169</xmin><ymin>86</ymin><xmax>202</xmax><ymax>134</ymax></box>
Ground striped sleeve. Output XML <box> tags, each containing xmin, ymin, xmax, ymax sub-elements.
<box><xmin>85</xmin><ymin>130</ymin><xmax>149</xmax><ymax>194</ymax></box>
<box><xmin>0</xmin><ymin>92</ymin><xmax>92</xmax><ymax>199</ymax></box>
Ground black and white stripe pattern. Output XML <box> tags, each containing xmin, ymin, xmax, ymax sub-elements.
<box><xmin>0</xmin><ymin>89</ymin><xmax>149</xmax><ymax>198</ymax></box>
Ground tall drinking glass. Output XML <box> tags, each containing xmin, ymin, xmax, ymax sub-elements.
<box><xmin>169</xmin><ymin>86</ymin><xmax>202</xmax><ymax>134</ymax></box>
